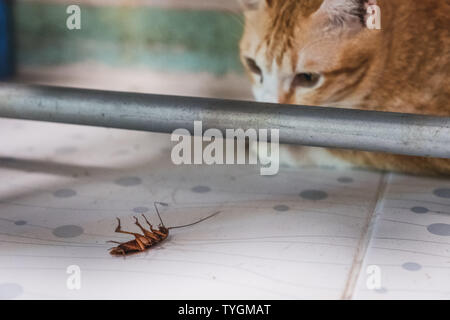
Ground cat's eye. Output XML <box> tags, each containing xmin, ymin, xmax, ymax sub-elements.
<box><xmin>245</xmin><ymin>57</ymin><xmax>262</xmax><ymax>77</ymax></box>
<box><xmin>292</xmin><ymin>72</ymin><xmax>321</xmax><ymax>88</ymax></box>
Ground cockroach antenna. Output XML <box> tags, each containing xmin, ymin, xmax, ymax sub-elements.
<box><xmin>153</xmin><ymin>201</ymin><xmax>220</xmax><ymax>230</ymax></box>
<box><xmin>168</xmin><ymin>211</ymin><xmax>221</xmax><ymax>230</ymax></box>
<box><xmin>153</xmin><ymin>202</ymin><xmax>167</xmax><ymax>227</ymax></box>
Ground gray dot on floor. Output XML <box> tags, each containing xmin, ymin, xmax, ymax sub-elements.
<box><xmin>273</xmin><ymin>205</ymin><xmax>290</xmax><ymax>212</ymax></box>
<box><xmin>433</xmin><ymin>188</ymin><xmax>450</xmax><ymax>199</ymax></box>
<box><xmin>14</xmin><ymin>220</ymin><xmax>27</xmax><ymax>226</ymax></box>
<box><xmin>55</xmin><ymin>146</ymin><xmax>78</xmax><ymax>154</ymax></box>
<box><xmin>374</xmin><ymin>287</ymin><xmax>388</xmax><ymax>294</ymax></box>
<box><xmin>133</xmin><ymin>207</ymin><xmax>150</xmax><ymax>214</ymax></box>
<box><xmin>402</xmin><ymin>262</ymin><xmax>422</xmax><ymax>271</ymax></box>
<box><xmin>427</xmin><ymin>223</ymin><xmax>450</xmax><ymax>236</ymax></box>
<box><xmin>53</xmin><ymin>189</ymin><xmax>77</xmax><ymax>198</ymax></box>
<box><xmin>113</xmin><ymin>149</ymin><xmax>129</xmax><ymax>156</ymax></box>
<box><xmin>115</xmin><ymin>177</ymin><xmax>142</xmax><ymax>187</ymax></box>
<box><xmin>300</xmin><ymin>190</ymin><xmax>328</xmax><ymax>201</ymax></box>
<box><xmin>191</xmin><ymin>186</ymin><xmax>211</xmax><ymax>193</ymax></box>
<box><xmin>411</xmin><ymin>206</ymin><xmax>429</xmax><ymax>214</ymax></box>
<box><xmin>337</xmin><ymin>177</ymin><xmax>354</xmax><ymax>183</ymax></box>
<box><xmin>53</xmin><ymin>225</ymin><xmax>84</xmax><ymax>238</ymax></box>
<box><xmin>0</xmin><ymin>283</ymin><xmax>23</xmax><ymax>299</ymax></box>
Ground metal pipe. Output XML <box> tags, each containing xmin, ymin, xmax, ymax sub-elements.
<box><xmin>0</xmin><ymin>83</ymin><xmax>449</xmax><ymax>158</ymax></box>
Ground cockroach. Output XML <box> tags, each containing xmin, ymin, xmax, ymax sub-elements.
<box><xmin>108</xmin><ymin>202</ymin><xmax>220</xmax><ymax>256</ymax></box>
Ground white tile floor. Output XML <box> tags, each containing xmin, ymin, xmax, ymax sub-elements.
<box><xmin>1</xmin><ymin>65</ymin><xmax>449</xmax><ymax>299</ymax></box>
<box><xmin>354</xmin><ymin>175</ymin><xmax>450</xmax><ymax>299</ymax></box>
<box><xmin>0</xmin><ymin>118</ymin><xmax>449</xmax><ymax>299</ymax></box>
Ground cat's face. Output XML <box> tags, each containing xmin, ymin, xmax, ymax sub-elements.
<box><xmin>240</xmin><ymin>0</ymin><xmax>379</xmax><ymax>108</ymax></box>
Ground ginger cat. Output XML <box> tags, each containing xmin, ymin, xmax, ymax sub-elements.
<box><xmin>239</xmin><ymin>0</ymin><xmax>450</xmax><ymax>175</ymax></box>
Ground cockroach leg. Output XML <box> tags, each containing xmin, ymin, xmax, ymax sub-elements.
<box><xmin>141</xmin><ymin>214</ymin><xmax>153</xmax><ymax>228</ymax></box>
<box><xmin>113</xmin><ymin>217</ymin><xmax>151</xmax><ymax>249</ymax></box>
<box><xmin>134</xmin><ymin>216</ymin><xmax>160</xmax><ymax>241</ymax></box>
<box><xmin>141</xmin><ymin>214</ymin><xmax>164</xmax><ymax>240</ymax></box>
<box><xmin>151</xmin><ymin>226</ymin><xmax>168</xmax><ymax>239</ymax></box>
<box><xmin>133</xmin><ymin>216</ymin><xmax>148</xmax><ymax>233</ymax></box>
<box><xmin>114</xmin><ymin>217</ymin><xmax>122</xmax><ymax>232</ymax></box>
<box><xmin>114</xmin><ymin>217</ymin><xmax>142</xmax><ymax>237</ymax></box>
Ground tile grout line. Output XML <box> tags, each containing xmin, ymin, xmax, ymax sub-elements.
<box><xmin>340</xmin><ymin>172</ymin><xmax>392</xmax><ymax>300</ymax></box>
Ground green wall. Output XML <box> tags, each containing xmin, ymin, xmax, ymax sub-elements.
<box><xmin>14</xmin><ymin>2</ymin><xmax>244</xmax><ymax>75</ymax></box>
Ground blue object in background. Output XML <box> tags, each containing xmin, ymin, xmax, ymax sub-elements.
<box><xmin>0</xmin><ymin>0</ymin><xmax>13</xmax><ymax>79</ymax></box>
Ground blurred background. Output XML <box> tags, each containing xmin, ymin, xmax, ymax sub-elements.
<box><xmin>0</xmin><ymin>0</ymin><xmax>252</xmax><ymax>99</ymax></box>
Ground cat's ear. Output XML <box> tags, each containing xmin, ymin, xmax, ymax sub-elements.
<box><xmin>315</xmin><ymin>0</ymin><xmax>374</xmax><ymax>30</ymax></box>
<box><xmin>239</xmin><ymin>0</ymin><xmax>272</xmax><ymax>11</ymax></box>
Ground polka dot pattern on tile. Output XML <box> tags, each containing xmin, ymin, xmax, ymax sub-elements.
<box><xmin>115</xmin><ymin>177</ymin><xmax>142</xmax><ymax>187</ymax></box>
<box><xmin>411</xmin><ymin>206</ymin><xmax>429</xmax><ymax>214</ymax></box>
<box><xmin>273</xmin><ymin>205</ymin><xmax>290</xmax><ymax>212</ymax></box>
<box><xmin>0</xmin><ymin>283</ymin><xmax>23</xmax><ymax>299</ymax></box>
<box><xmin>113</xmin><ymin>149</ymin><xmax>129</xmax><ymax>156</ymax></box>
<box><xmin>191</xmin><ymin>186</ymin><xmax>211</xmax><ymax>193</ymax></box>
<box><xmin>402</xmin><ymin>262</ymin><xmax>422</xmax><ymax>271</ymax></box>
<box><xmin>433</xmin><ymin>188</ymin><xmax>450</xmax><ymax>199</ymax></box>
<box><xmin>337</xmin><ymin>177</ymin><xmax>354</xmax><ymax>183</ymax></box>
<box><xmin>374</xmin><ymin>287</ymin><xmax>387</xmax><ymax>294</ymax></box>
<box><xmin>53</xmin><ymin>189</ymin><xmax>77</xmax><ymax>198</ymax></box>
<box><xmin>55</xmin><ymin>146</ymin><xmax>78</xmax><ymax>154</ymax></box>
<box><xmin>53</xmin><ymin>225</ymin><xmax>84</xmax><ymax>238</ymax></box>
<box><xmin>300</xmin><ymin>190</ymin><xmax>328</xmax><ymax>201</ymax></box>
<box><xmin>133</xmin><ymin>207</ymin><xmax>150</xmax><ymax>214</ymax></box>
<box><xmin>427</xmin><ymin>223</ymin><xmax>450</xmax><ymax>236</ymax></box>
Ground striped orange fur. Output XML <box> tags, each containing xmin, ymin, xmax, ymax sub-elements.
<box><xmin>240</xmin><ymin>0</ymin><xmax>450</xmax><ymax>175</ymax></box>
